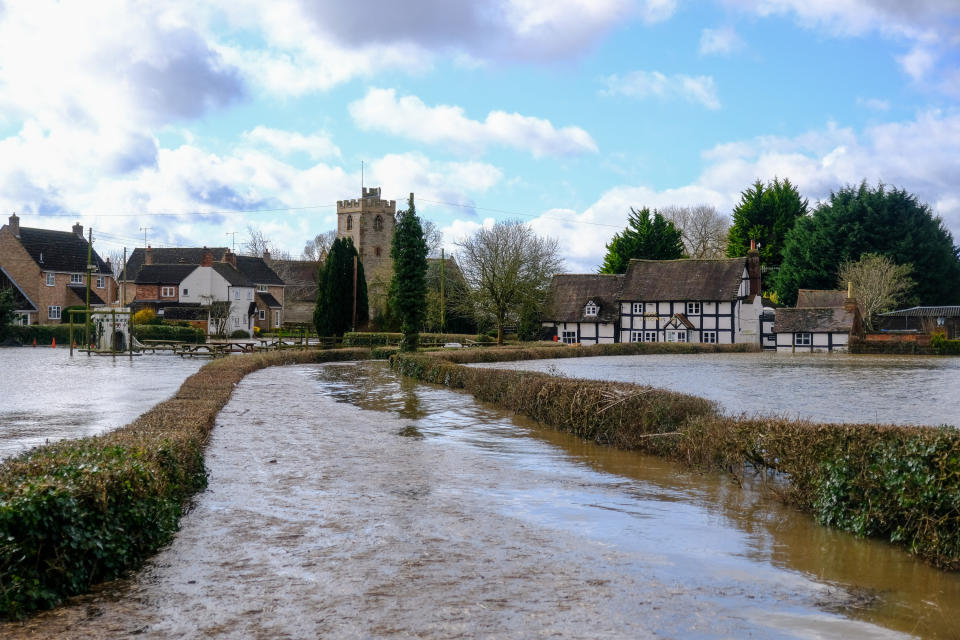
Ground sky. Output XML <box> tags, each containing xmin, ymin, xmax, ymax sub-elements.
<box><xmin>0</xmin><ymin>0</ymin><xmax>958</xmax><ymax>272</ymax></box>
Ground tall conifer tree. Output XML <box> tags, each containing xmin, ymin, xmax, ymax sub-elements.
<box><xmin>599</xmin><ymin>207</ymin><xmax>685</xmax><ymax>274</ymax></box>
<box><xmin>389</xmin><ymin>194</ymin><xmax>428</xmax><ymax>351</ymax></box>
<box><xmin>314</xmin><ymin>237</ymin><xmax>367</xmax><ymax>336</ymax></box>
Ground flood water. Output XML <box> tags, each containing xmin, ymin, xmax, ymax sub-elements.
<box><xmin>7</xmin><ymin>361</ymin><xmax>959</xmax><ymax>639</ymax></box>
<box><xmin>0</xmin><ymin>348</ymin><xmax>204</xmax><ymax>459</ymax></box>
<box><xmin>472</xmin><ymin>352</ymin><xmax>960</xmax><ymax>426</ymax></box>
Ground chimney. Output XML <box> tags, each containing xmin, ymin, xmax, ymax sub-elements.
<box><xmin>844</xmin><ymin>281</ymin><xmax>858</xmax><ymax>314</ymax></box>
<box><xmin>262</xmin><ymin>248</ymin><xmax>270</xmax><ymax>262</ymax></box>
<box><xmin>7</xmin><ymin>212</ymin><xmax>19</xmax><ymax>238</ymax></box>
<box><xmin>746</xmin><ymin>240</ymin><xmax>761</xmax><ymax>298</ymax></box>
<box><xmin>72</xmin><ymin>222</ymin><xmax>83</xmax><ymax>237</ymax></box>
<box><xmin>201</xmin><ymin>247</ymin><xmax>214</xmax><ymax>267</ymax></box>
<box><xmin>222</xmin><ymin>249</ymin><xmax>237</xmax><ymax>269</ymax></box>
<box><xmin>144</xmin><ymin>245</ymin><xmax>153</xmax><ymax>265</ymax></box>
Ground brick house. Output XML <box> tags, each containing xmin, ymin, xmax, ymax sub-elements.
<box><xmin>0</xmin><ymin>213</ymin><xmax>117</xmax><ymax>325</ymax></box>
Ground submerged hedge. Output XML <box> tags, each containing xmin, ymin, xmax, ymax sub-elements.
<box><xmin>0</xmin><ymin>347</ymin><xmax>372</xmax><ymax>619</ymax></box>
<box><xmin>392</xmin><ymin>346</ymin><xmax>960</xmax><ymax>570</ymax></box>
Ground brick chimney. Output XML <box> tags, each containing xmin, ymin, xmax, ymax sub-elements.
<box><xmin>7</xmin><ymin>212</ymin><xmax>19</xmax><ymax>238</ymax></box>
<box><xmin>844</xmin><ymin>281</ymin><xmax>858</xmax><ymax>314</ymax></box>
<box><xmin>262</xmin><ymin>248</ymin><xmax>270</xmax><ymax>262</ymax></box>
<box><xmin>201</xmin><ymin>247</ymin><xmax>214</xmax><ymax>267</ymax></box>
<box><xmin>72</xmin><ymin>222</ymin><xmax>84</xmax><ymax>237</ymax></box>
<box><xmin>223</xmin><ymin>249</ymin><xmax>237</xmax><ymax>269</ymax></box>
<box><xmin>747</xmin><ymin>239</ymin><xmax>761</xmax><ymax>298</ymax></box>
<box><xmin>144</xmin><ymin>245</ymin><xmax>153</xmax><ymax>265</ymax></box>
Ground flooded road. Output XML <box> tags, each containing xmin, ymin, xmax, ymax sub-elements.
<box><xmin>0</xmin><ymin>348</ymin><xmax>204</xmax><ymax>459</ymax></box>
<box><xmin>472</xmin><ymin>352</ymin><xmax>960</xmax><ymax>426</ymax></box>
<box><xmin>5</xmin><ymin>361</ymin><xmax>959</xmax><ymax>639</ymax></box>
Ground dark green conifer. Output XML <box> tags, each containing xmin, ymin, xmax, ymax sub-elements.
<box><xmin>389</xmin><ymin>194</ymin><xmax>429</xmax><ymax>351</ymax></box>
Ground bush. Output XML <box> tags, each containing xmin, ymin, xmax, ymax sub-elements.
<box><xmin>229</xmin><ymin>330</ymin><xmax>250</xmax><ymax>339</ymax></box>
<box><xmin>131</xmin><ymin>309</ymin><xmax>156</xmax><ymax>325</ymax></box>
<box><xmin>931</xmin><ymin>333</ymin><xmax>960</xmax><ymax>355</ymax></box>
<box><xmin>133</xmin><ymin>324</ymin><xmax>206</xmax><ymax>344</ymax></box>
<box><xmin>7</xmin><ymin>324</ymin><xmax>87</xmax><ymax>345</ymax></box>
<box><xmin>0</xmin><ymin>347</ymin><xmax>373</xmax><ymax>618</ymax></box>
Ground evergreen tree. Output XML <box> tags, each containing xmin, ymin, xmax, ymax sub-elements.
<box><xmin>726</xmin><ymin>178</ymin><xmax>808</xmax><ymax>273</ymax></box>
<box><xmin>314</xmin><ymin>237</ymin><xmax>367</xmax><ymax>337</ymax></box>
<box><xmin>389</xmin><ymin>194</ymin><xmax>428</xmax><ymax>351</ymax></box>
<box><xmin>0</xmin><ymin>288</ymin><xmax>15</xmax><ymax>340</ymax></box>
<box><xmin>599</xmin><ymin>207</ymin><xmax>685</xmax><ymax>274</ymax></box>
<box><xmin>775</xmin><ymin>182</ymin><xmax>960</xmax><ymax>306</ymax></box>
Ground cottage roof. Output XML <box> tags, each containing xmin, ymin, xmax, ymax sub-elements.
<box><xmin>236</xmin><ymin>255</ymin><xmax>284</xmax><ymax>286</ymax></box>
<box><xmin>123</xmin><ymin>247</ymin><xmax>228</xmax><ymax>280</ymax></box>
<box><xmin>256</xmin><ymin>291</ymin><xmax>282</xmax><ymax>308</ymax></box>
<box><xmin>620</xmin><ymin>258</ymin><xmax>746</xmax><ymax>301</ymax></box>
<box><xmin>135</xmin><ymin>264</ymin><xmax>197</xmax><ymax>285</ymax></box>
<box><xmin>0</xmin><ymin>266</ymin><xmax>37</xmax><ymax>311</ymax></box>
<box><xmin>879</xmin><ymin>306</ymin><xmax>960</xmax><ymax>318</ymax></box>
<box><xmin>17</xmin><ymin>227</ymin><xmax>111</xmax><ymax>275</ymax></box>
<box><xmin>664</xmin><ymin>313</ymin><xmax>695</xmax><ymax>329</ymax></box>
<box><xmin>796</xmin><ymin>289</ymin><xmax>846</xmax><ymax>308</ymax></box>
<box><xmin>67</xmin><ymin>284</ymin><xmax>105</xmax><ymax>306</ymax></box>
<box><xmin>774</xmin><ymin>307</ymin><xmax>856</xmax><ymax>333</ymax></box>
<box><xmin>211</xmin><ymin>262</ymin><xmax>253</xmax><ymax>287</ymax></box>
<box><xmin>546</xmin><ymin>274</ymin><xmax>622</xmax><ymax>322</ymax></box>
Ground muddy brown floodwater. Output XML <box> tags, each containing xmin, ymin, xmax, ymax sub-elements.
<box><xmin>5</xmin><ymin>361</ymin><xmax>960</xmax><ymax>639</ymax></box>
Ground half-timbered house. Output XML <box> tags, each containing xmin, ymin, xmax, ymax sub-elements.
<box><xmin>542</xmin><ymin>274</ymin><xmax>622</xmax><ymax>344</ymax></box>
<box><xmin>773</xmin><ymin>290</ymin><xmax>863</xmax><ymax>352</ymax></box>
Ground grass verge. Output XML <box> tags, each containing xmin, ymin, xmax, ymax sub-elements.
<box><xmin>392</xmin><ymin>345</ymin><xmax>960</xmax><ymax>571</ymax></box>
<box><xmin>0</xmin><ymin>347</ymin><xmax>372</xmax><ymax>619</ymax></box>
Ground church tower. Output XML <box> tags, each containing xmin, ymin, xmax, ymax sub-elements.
<box><xmin>337</xmin><ymin>186</ymin><xmax>399</xmax><ymax>321</ymax></box>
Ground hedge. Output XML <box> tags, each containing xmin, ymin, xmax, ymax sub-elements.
<box><xmin>7</xmin><ymin>325</ymin><xmax>86</xmax><ymax>345</ymax></box>
<box><xmin>343</xmin><ymin>331</ymin><xmax>485</xmax><ymax>346</ymax></box>
<box><xmin>0</xmin><ymin>347</ymin><xmax>372</xmax><ymax>619</ymax></box>
<box><xmin>391</xmin><ymin>346</ymin><xmax>960</xmax><ymax>571</ymax></box>
<box><xmin>132</xmin><ymin>324</ymin><xmax>206</xmax><ymax>344</ymax></box>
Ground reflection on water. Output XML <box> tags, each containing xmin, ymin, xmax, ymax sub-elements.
<box><xmin>471</xmin><ymin>352</ymin><xmax>960</xmax><ymax>426</ymax></box>
<box><xmin>317</xmin><ymin>361</ymin><xmax>960</xmax><ymax>639</ymax></box>
<box><xmin>0</xmin><ymin>348</ymin><xmax>204</xmax><ymax>458</ymax></box>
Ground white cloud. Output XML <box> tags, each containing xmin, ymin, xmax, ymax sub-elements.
<box><xmin>602</xmin><ymin>71</ymin><xmax>721</xmax><ymax>110</ymax></box>
<box><xmin>897</xmin><ymin>46</ymin><xmax>937</xmax><ymax>81</ymax></box>
<box><xmin>699</xmin><ymin>26</ymin><xmax>744</xmax><ymax>55</ymax></box>
<box><xmin>856</xmin><ymin>97</ymin><xmax>891</xmax><ymax>111</ymax></box>
<box><xmin>243</xmin><ymin>127</ymin><xmax>340</xmax><ymax>159</ymax></box>
<box><xmin>349</xmin><ymin>88</ymin><xmax>598</xmax><ymax>157</ymax></box>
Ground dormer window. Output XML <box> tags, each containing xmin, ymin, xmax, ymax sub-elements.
<box><xmin>584</xmin><ymin>302</ymin><xmax>598</xmax><ymax>317</ymax></box>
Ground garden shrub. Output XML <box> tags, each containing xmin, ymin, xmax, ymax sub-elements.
<box><xmin>229</xmin><ymin>329</ymin><xmax>251</xmax><ymax>339</ymax></box>
<box><xmin>132</xmin><ymin>324</ymin><xmax>206</xmax><ymax>344</ymax></box>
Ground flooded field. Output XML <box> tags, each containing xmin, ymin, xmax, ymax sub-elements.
<box><xmin>0</xmin><ymin>348</ymin><xmax>204</xmax><ymax>458</ymax></box>
<box><xmin>6</xmin><ymin>361</ymin><xmax>959</xmax><ymax>639</ymax></box>
<box><xmin>472</xmin><ymin>352</ymin><xmax>960</xmax><ymax>426</ymax></box>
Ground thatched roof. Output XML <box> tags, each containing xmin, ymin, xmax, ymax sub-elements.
<box><xmin>546</xmin><ymin>274</ymin><xmax>622</xmax><ymax>322</ymax></box>
<box><xmin>774</xmin><ymin>307</ymin><xmax>856</xmax><ymax>333</ymax></box>
<box><xmin>621</xmin><ymin>258</ymin><xmax>747</xmax><ymax>301</ymax></box>
<box><xmin>796</xmin><ymin>289</ymin><xmax>846</xmax><ymax>308</ymax></box>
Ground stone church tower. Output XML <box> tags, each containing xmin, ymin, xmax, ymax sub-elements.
<box><xmin>336</xmin><ymin>186</ymin><xmax>400</xmax><ymax>320</ymax></box>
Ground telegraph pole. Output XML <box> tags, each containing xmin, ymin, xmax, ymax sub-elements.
<box><xmin>440</xmin><ymin>248</ymin><xmax>445</xmax><ymax>335</ymax></box>
<box><xmin>86</xmin><ymin>228</ymin><xmax>93</xmax><ymax>353</ymax></box>
<box><xmin>352</xmin><ymin>255</ymin><xmax>358</xmax><ymax>332</ymax></box>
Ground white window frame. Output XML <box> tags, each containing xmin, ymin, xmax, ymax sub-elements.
<box><xmin>631</xmin><ymin>330</ymin><xmax>643</xmax><ymax>342</ymax></box>
<box><xmin>644</xmin><ymin>331</ymin><xmax>658</xmax><ymax>342</ymax></box>
<box><xmin>160</xmin><ymin>286</ymin><xmax>175</xmax><ymax>298</ymax></box>
<box><xmin>258</xmin><ymin>309</ymin><xmax>265</xmax><ymax>320</ymax></box>
<box><xmin>666</xmin><ymin>330</ymin><xmax>687</xmax><ymax>343</ymax></box>
<box><xmin>795</xmin><ymin>332</ymin><xmax>812</xmax><ymax>346</ymax></box>
<box><xmin>631</xmin><ymin>302</ymin><xmax>642</xmax><ymax>314</ymax></box>
<box><xmin>234</xmin><ymin>289</ymin><xmax>240</xmax><ymax>300</ymax></box>
<box><xmin>256</xmin><ymin>284</ymin><xmax>268</xmax><ymax>293</ymax></box>
<box><xmin>702</xmin><ymin>331</ymin><xmax>717</xmax><ymax>344</ymax></box>
<box><xmin>96</xmin><ymin>276</ymin><xmax>105</xmax><ymax>289</ymax></box>
<box><xmin>561</xmin><ymin>330</ymin><xmax>577</xmax><ymax>344</ymax></box>
<box><xmin>45</xmin><ymin>272</ymin><xmax>55</xmax><ymax>286</ymax></box>
<box><xmin>233</xmin><ymin>316</ymin><xmax>241</xmax><ymax>327</ymax></box>
<box><xmin>584</xmin><ymin>303</ymin><xmax>598</xmax><ymax>317</ymax></box>
<box><xmin>48</xmin><ymin>305</ymin><xmax>61</xmax><ymax>320</ymax></box>
<box><xmin>274</xmin><ymin>310</ymin><xmax>281</xmax><ymax>328</ymax></box>
<box><xmin>686</xmin><ymin>301</ymin><xmax>701</xmax><ymax>315</ymax></box>
<box><xmin>70</xmin><ymin>273</ymin><xmax>83</xmax><ymax>284</ymax></box>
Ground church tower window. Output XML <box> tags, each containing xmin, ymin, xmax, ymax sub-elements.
<box><xmin>346</xmin><ymin>215</ymin><xmax>353</xmax><ymax>230</ymax></box>
<box><xmin>374</xmin><ymin>215</ymin><xmax>383</xmax><ymax>231</ymax></box>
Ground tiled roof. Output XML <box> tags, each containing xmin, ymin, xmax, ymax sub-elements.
<box><xmin>880</xmin><ymin>306</ymin><xmax>960</xmax><ymax>318</ymax></box>
<box><xmin>122</xmin><ymin>247</ymin><xmax>228</xmax><ymax>280</ymax></box>
<box><xmin>546</xmin><ymin>274</ymin><xmax>622</xmax><ymax>323</ymax></box>
<box><xmin>256</xmin><ymin>291</ymin><xmax>282</xmax><ymax>308</ymax></box>
<box><xmin>211</xmin><ymin>262</ymin><xmax>252</xmax><ymax>286</ymax></box>
<box><xmin>664</xmin><ymin>313</ymin><xmax>695</xmax><ymax>329</ymax></box>
<box><xmin>774</xmin><ymin>307</ymin><xmax>855</xmax><ymax>333</ymax></box>
<box><xmin>621</xmin><ymin>258</ymin><xmax>746</xmax><ymax>302</ymax></box>
<box><xmin>18</xmin><ymin>227</ymin><xmax>111</xmax><ymax>274</ymax></box>
<box><xmin>796</xmin><ymin>289</ymin><xmax>846</xmax><ymax>308</ymax></box>
<box><xmin>236</xmin><ymin>256</ymin><xmax>284</xmax><ymax>286</ymax></box>
<box><xmin>0</xmin><ymin>266</ymin><xmax>37</xmax><ymax>311</ymax></box>
<box><xmin>67</xmin><ymin>284</ymin><xmax>105</xmax><ymax>306</ymax></box>
<box><xmin>135</xmin><ymin>264</ymin><xmax>197</xmax><ymax>285</ymax></box>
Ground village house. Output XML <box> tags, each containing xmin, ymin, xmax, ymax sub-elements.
<box><xmin>772</xmin><ymin>288</ymin><xmax>863</xmax><ymax>353</ymax></box>
<box><xmin>542</xmin><ymin>274</ymin><xmax>621</xmax><ymax>344</ymax></box>
<box><xmin>0</xmin><ymin>214</ymin><xmax>117</xmax><ymax>325</ymax></box>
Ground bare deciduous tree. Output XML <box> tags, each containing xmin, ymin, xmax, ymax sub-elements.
<box><xmin>838</xmin><ymin>253</ymin><xmax>915</xmax><ymax>330</ymax></box>
<box><xmin>454</xmin><ymin>220</ymin><xmax>563</xmax><ymax>344</ymax></box>
<box><xmin>302</xmin><ymin>230</ymin><xmax>337</xmax><ymax>261</ymax></box>
<box><xmin>242</xmin><ymin>225</ymin><xmax>274</xmax><ymax>257</ymax></box>
<box><xmin>422</xmin><ymin>219</ymin><xmax>443</xmax><ymax>257</ymax></box>
<box><xmin>660</xmin><ymin>204</ymin><xmax>729</xmax><ymax>259</ymax></box>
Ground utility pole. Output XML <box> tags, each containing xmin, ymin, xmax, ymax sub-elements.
<box><xmin>352</xmin><ymin>254</ymin><xmax>358</xmax><ymax>332</ymax></box>
<box><xmin>226</xmin><ymin>231</ymin><xmax>237</xmax><ymax>253</ymax></box>
<box><xmin>139</xmin><ymin>226</ymin><xmax>151</xmax><ymax>248</ymax></box>
<box><xmin>86</xmin><ymin>228</ymin><xmax>93</xmax><ymax>354</ymax></box>
<box><xmin>440</xmin><ymin>247</ymin><xmax>445</xmax><ymax>335</ymax></box>
<box><xmin>121</xmin><ymin>247</ymin><xmax>127</xmax><ymax>307</ymax></box>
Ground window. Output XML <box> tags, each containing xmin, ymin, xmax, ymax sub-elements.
<box><xmin>258</xmin><ymin>310</ymin><xmax>265</xmax><ymax>320</ymax></box>
<box><xmin>666</xmin><ymin>330</ymin><xmax>687</xmax><ymax>343</ymax></box>
<box><xmin>644</xmin><ymin>331</ymin><xmax>657</xmax><ymax>342</ymax></box>
<box><xmin>48</xmin><ymin>305</ymin><xmax>61</xmax><ymax>320</ymax></box>
<box><xmin>561</xmin><ymin>330</ymin><xmax>577</xmax><ymax>344</ymax></box>
<box><xmin>247</xmin><ymin>290</ymin><xmax>252</xmax><ymax>300</ymax></box>
<box><xmin>233</xmin><ymin>317</ymin><xmax>240</xmax><ymax>327</ymax></box>
<box><xmin>631</xmin><ymin>331</ymin><xmax>643</xmax><ymax>342</ymax></box>
<box><xmin>256</xmin><ymin>284</ymin><xmax>268</xmax><ymax>292</ymax></box>
<box><xmin>795</xmin><ymin>333</ymin><xmax>812</xmax><ymax>346</ymax></box>
<box><xmin>702</xmin><ymin>331</ymin><xmax>717</xmax><ymax>344</ymax></box>
<box><xmin>96</xmin><ymin>276</ymin><xmax>104</xmax><ymax>289</ymax></box>
<box><xmin>631</xmin><ymin>302</ymin><xmax>642</xmax><ymax>314</ymax></box>
<box><xmin>346</xmin><ymin>215</ymin><xmax>353</xmax><ymax>230</ymax></box>
<box><xmin>374</xmin><ymin>246</ymin><xmax>381</xmax><ymax>257</ymax></box>
<box><xmin>182</xmin><ymin>288</ymin><xmax>189</xmax><ymax>296</ymax></box>
<box><xmin>584</xmin><ymin>303</ymin><xmax>598</xmax><ymax>317</ymax></box>
<box><xmin>45</xmin><ymin>272</ymin><xmax>55</xmax><ymax>286</ymax></box>
<box><xmin>686</xmin><ymin>302</ymin><xmax>701</xmax><ymax>315</ymax></box>
<box><xmin>161</xmin><ymin>286</ymin><xmax>175</xmax><ymax>297</ymax></box>
<box><xmin>374</xmin><ymin>215</ymin><xmax>383</xmax><ymax>231</ymax></box>
<box><xmin>70</xmin><ymin>273</ymin><xmax>83</xmax><ymax>284</ymax></box>
<box><xmin>234</xmin><ymin>289</ymin><xmax>240</xmax><ymax>299</ymax></box>
<box><xmin>274</xmin><ymin>310</ymin><xmax>281</xmax><ymax>328</ymax></box>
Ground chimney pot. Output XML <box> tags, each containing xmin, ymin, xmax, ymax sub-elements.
<box><xmin>73</xmin><ymin>222</ymin><xmax>84</xmax><ymax>237</ymax></box>
<box><xmin>8</xmin><ymin>212</ymin><xmax>19</xmax><ymax>238</ymax></box>
<box><xmin>750</xmin><ymin>238</ymin><xmax>757</xmax><ymax>251</ymax></box>
<box><xmin>262</xmin><ymin>249</ymin><xmax>270</xmax><ymax>262</ymax></box>
<box><xmin>144</xmin><ymin>245</ymin><xmax>153</xmax><ymax>265</ymax></box>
